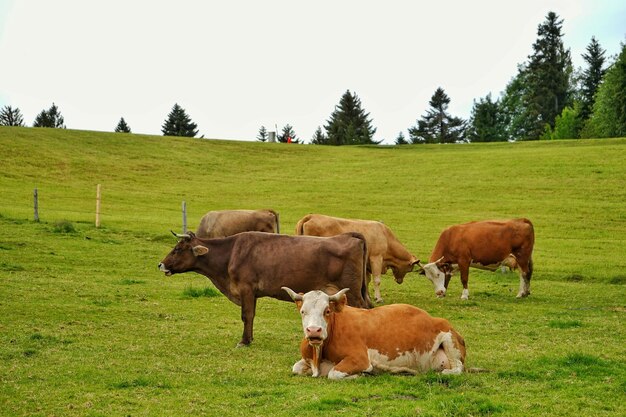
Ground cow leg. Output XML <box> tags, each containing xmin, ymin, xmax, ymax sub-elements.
<box><xmin>328</xmin><ymin>355</ymin><xmax>371</xmax><ymax>379</ymax></box>
<box><xmin>439</xmin><ymin>332</ymin><xmax>464</xmax><ymax>375</ymax></box>
<box><xmin>516</xmin><ymin>256</ymin><xmax>532</xmax><ymax>298</ymax></box>
<box><xmin>237</xmin><ymin>289</ymin><xmax>257</xmax><ymax>347</ymax></box>
<box><xmin>370</xmin><ymin>257</ymin><xmax>384</xmax><ymax>304</ymax></box>
<box><xmin>458</xmin><ymin>263</ymin><xmax>470</xmax><ymax>300</ymax></box>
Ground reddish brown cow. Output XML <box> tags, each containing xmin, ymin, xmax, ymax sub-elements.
<box><xmin>158</xmin><ymin>231</ymin><xmax>371</xmax><ymax>347</ymax></box>
<box><xmin>295</xmin><ymin>214</ymin><xmax>419</xmax><ymax>304</ymax></box>
<box><xmin>419</xmin><ymin>218</ymin><xmax>535</xmax><ymax>300</ymax></box>
<box><xmin>196</xmin><ymin>209</ymin><xmax>279</xmax><ymax>238</ymax></box>
<box><xmin>283</xmin><ymin>287</ymin><xmax>466</xmax><ymax>379</ymax></box>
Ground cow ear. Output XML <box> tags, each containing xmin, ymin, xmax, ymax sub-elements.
<box><xmin>331</xmin><ymin>294</ymin><xmax>348</xmax><ymax>313</ymax></box>
<box><xmin>192</xmin><ymin>245</ymin><xmax>209</xmax><ymax>256</ymax></box>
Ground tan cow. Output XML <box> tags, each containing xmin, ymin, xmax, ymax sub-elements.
<box><xmin>295</xmin><ymin>214</ymin><xmax>419</xmax><ymax>304</ymax></box>
<box><xmin>283</xmin><ymin>287</ymin><xmax>466</xmax><ymax>379</ymax></box>
<box><xmin>196</xmin><ymin>209</ymin><xmax>279</xmax><ymax>238</ymax></box>
<box><xmin>419</xmin><ymin>218</ymin><xmax>535</xmax><ymax>300</ymax></box>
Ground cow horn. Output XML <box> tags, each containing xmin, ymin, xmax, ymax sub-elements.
<box><xmin>171</xmin><ymin>230</ymin><xmax>191</xmax><ymax>239</ymax></box>
<box><xmin>328</xmin><ymin>288</ymin><xmax>350</xmax><ymax>303</ymax></box>
<box><xmin>282</xmin><ymin>287</ymin><xmax>303</xmax><ymax>302</ymax></box>
<box><xmin>435</xmin><ymin>256</ymin><xmax>445</xmax><ymax>264</ymax></box>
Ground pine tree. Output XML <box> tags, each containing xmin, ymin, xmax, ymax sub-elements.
<box><xmin>524</xmin><ymin>11</ymin><xmax>573</xmax><ymax>139</ymax></box>
<box><xmin>161</xmin><ymin>103</ymin><xmax>198</xmax><ymax>137</ymax></box>
<box><xmin>408</xmin><ymin>87</ymin><xmax>465</xmax><ymax>144</ymax></box>
<box><xmin>33</xmin><ymin>103</ymin><xmax>65</xmax><ymax>128</ymax></box>
<box><xmin>278</xmin><ymin>124</ymin><xmax>300</xmax><ymax>143</ymax></box>
<box><xmin>579</xmin><ymin>37</ymin><xmax>607</xmax><ymax>123</ymax></box>
<box><xmin>324</xmin><ymin>90</ymin><xmax>378</xmax><ymax>145</ymax></box>
<box><xmin>583</xmin><ymin>42</ymin><xmax>626</xmax><ymax>138</ymax></box>
<box><xmin>311</xmin><ymin>126</ymin><xmax>328</xmax><ymax>144</ymax></box>
<box><xmin>115</xmin><ymin>117</ymin><xmax>131</xmax><ymax>133</ymax></box>
<box><xmin>500</xmin><ymin>67</ymin><xmax>536</xmax><ymax>140</ymax></box>
<box><xmin>467</xmin><ymin>93</ymin><xmax>507</xmax><ymax>142</ymax></box>
<box><xmin>0</xmin><ymin>105</ymin><xmax>25</xmax><ymax>126</ymax></box>
<box><xmin>395</xmin><ymin>131</ymin><xmax>408</xmax><ymax>145</ymax></box>
<box><xmin>256</xmin><ymin>125</ymin><xmax>268</xmax><ymax>142</ymax></box>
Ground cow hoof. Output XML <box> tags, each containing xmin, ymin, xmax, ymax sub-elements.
<box><xmin>461</xmin><ymin>295</ymin><xmax>469</xmax><ymax>301</ymax></box>
<box><xmin>516</xmin><ymin>292</ymin><xmax>530</xmax><ymax>298</ymax></box>
<box><xmin>236</xmin><ymin>341</ymin><xmax>251</xmax><ymax>348</ymax></box>
<box><xmin>375</xmin><ymin>298</ymin><xmax>385</xmax><ymax>305</ymax></box>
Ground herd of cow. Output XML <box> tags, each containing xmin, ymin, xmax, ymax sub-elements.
<box><xmin>158</xmin><ymin>209</ymin><xmax>535</xmax><ymax>379</ymax></box>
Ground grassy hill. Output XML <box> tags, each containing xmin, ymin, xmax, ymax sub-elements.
<box><xmin>1</xmin><ymin>127</ymin><xmax>625</xmax><ymax>416</ymax></box>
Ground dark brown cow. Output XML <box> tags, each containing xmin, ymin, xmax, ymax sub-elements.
<box><xmin>295</xmin><ymin>214</ymin><xmax>419</xmax><ymax>304</ymax></box>
<box><xmin>196</xmin><ymin>209</ymin><xmax>279</xmax><ymax>238</ymax></box>
<box><xmin>283</xmin><ymin>288</ymin><xmax>466</xmax><ymax>379</ymax></box>
<box><xmin>419</xmin><ymin>218</ymin><xmax>535</xmax><ymax>300</ymax></box>
<box><xmin>158</xmin><ymin>231</ymin><xmax>371</xmax><ymax>347</ymax></box>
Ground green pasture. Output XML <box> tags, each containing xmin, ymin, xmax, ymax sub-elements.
<box><xmin>1</xmin><ymin>126</ymin><xmax>625</xmax><ymax>416</ymax></box>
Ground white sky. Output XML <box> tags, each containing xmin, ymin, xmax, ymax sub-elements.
<box><xmin>0</xmin><ymin>0</ymin><xmax>624</xmax><ymax>144</ymax></box>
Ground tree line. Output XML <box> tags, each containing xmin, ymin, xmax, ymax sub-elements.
<box><xmin>1</xmin><ymin>12</ymin><xmax>624</xmax><ymax>144</ymax></box>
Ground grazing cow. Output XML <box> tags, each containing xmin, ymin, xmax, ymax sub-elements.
<box><xmin>158</xmin><ymin>231</ymin><xmax>371</xmax><ymax>347</ymax></box>
<box><xmin>196</xmin><ymin>209</ymin><xmax>279</xmax><ymax>238</ymax></box>
<box><xmin>283</xmin><ymin>287</ymin><xmax>466</xmax><ymax>379</ymax></box>
<box><xmin>419</xmin><ymin>218</ymin><xmax>535</xmax><ymax>300</ymax></box>
<box><xmin>295</xmin><ymin>214</ymin><xmax>419</xmax><ymax>304</ymax></box>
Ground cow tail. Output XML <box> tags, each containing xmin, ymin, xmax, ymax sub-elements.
<box><xmin>295</xmin><ymin>214</ymin><xmax>311</xmax><ymax>235</ymax></box>
<box><xmin>350</xmin><ymin>231</ymin><xmax>372</xmax><ymax>309</ymax></box>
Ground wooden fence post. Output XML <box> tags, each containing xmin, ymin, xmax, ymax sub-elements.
<box><xmin>182</xmin><ymin>201</ymin><xmax>187</xmax><ymax>234</ymax></box>
<box><xmin>96</xmin><ymin>184</ymin><xmax>101</xmax><ymax>228</ymax></box>
<box><xmin>33</xmin><ymin>188</ymin><xmax>39</xmax><ymax>222</ymax></box>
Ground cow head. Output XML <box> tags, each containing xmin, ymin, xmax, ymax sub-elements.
<box><xmin>417</xmin><ymin>257</ymin><xmax>449</xmax><ymax>297</ymax></box>
<box><xmin>283</xmin><ymin>287</ymin><xmax>349</xmax><ymax>347</ymax></box>
<box><xmin>158</xmin><ymin>231</ymin><xmax>209</xmax><ymax>276</ymax></box>
<box><xmin>390</xmin><ymin>256</ymin><xmax>421</xmax><ymax>284</ymax></box>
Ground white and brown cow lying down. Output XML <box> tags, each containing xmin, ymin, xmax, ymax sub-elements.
<box><xmin>283</xmin><ymin>287</ymin><xmax>466</xmax><ymax>379</ymax></box>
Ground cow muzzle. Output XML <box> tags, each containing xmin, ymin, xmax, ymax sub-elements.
<box><xmin>305</xmin><ymin>326</ymin><xmax>324</xmax><ymax>346</ymax></box>
<box><xmin>436</xmin><ymin>289</ymin><xmax>446</xmax><ymax>298</ymax></box>
<box><xmin>158</xmin><ymin>263</ymin><xmax>172</xmax><ymax>276</ymax></box>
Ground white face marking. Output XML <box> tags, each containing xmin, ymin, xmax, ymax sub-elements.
<box><xmin>298</xmin><ymin>291</ymin><xmax>332</xmax><ymax>343</ymax></box>
<box><xmin>422</xmin><ymin>262</ymin><xmax>446</xmax><ymax>296</ymax></box>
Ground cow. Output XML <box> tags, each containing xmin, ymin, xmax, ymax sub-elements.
<box><xmin>295</xmin><ymin>214</ymin><xmax>419</xmax><ymax>304</ymax></box>
<box><xmin>158</xmin><ymin>231</ymin><xmax>371</xmax><ymax>347</ymax></box>
<box><xmin>195</xmin><ymin>209</ymin><xmax>279</xmax><ymax>238</ymax></box>
<box><xmin>282</xmin><ymin>287</ymin><xmax>466</xmax><ymax>379</ymax></box>
<box><xmin>419</xmin><ymin>218</ymin><xmax>535</xmax><ymax>300</ymax></box>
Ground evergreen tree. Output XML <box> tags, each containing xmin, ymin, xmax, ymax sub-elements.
<box><xmin>161</xmin><ymin>103</ymin><xmax>198</xmax><ymax>137</ymax></box>
<box><xmin>311</xmin><ymin>126</ymin><xmax>328</xmax><ymax>144</ymax></box>
<box><xmin>500</xmin><ymin>66</ymin><xmax>537</xmax><ymax>140</ymax></box>
<box><xmin>278</xmin><ymin>124</ymin><xmax>300</xmax><ymax>143</ymax></box>
<box><xmin>115</xmin><ymin>117</ymin><xmax>131</xmax><ymax>133</ymax></box>
<box><xmin>33</xmin><ymin>103</ymin><xmax>65</xmax><ymax>128</ymax></box>
<box><xmin>467</xmin><ymin>93</ymin><xmax>507</xmax><ymax>142</ymax></box>
<box><xmin>408</xmin><ymin>87</ymin><xmax>465</xmax><ymax>144</ymax></box>
<box><xmin>324</xmin><ymin>90</ymin><xmax>378</xmax><ymax>145</ymax></box>
<box><xmin>524</xmin><ymin>11</ymin><xmax>573</xmax><ymax>139</ymax></box>
<box><xmin>583</xmin><ymin>42</ymin><xmax>626</xmax><ymax>138</ymax></box>
<box><xmin>0</xmin><ymin>105</ymin><xmax>25</xmax><ymax>126</ymax></box>
<box><xmin>256</xmin><ymin>125</ymin><xmax>268</xmax><ymax>142</ymax></box>
<box><xmin>395</xmin><ymin>131</ymin><xmax>408</xmax><ymax>145</ymax></box>
<box><xmin>579</xmin><ymin>37</ymin><xmax>607</xmax><ymax>123</ymax></box>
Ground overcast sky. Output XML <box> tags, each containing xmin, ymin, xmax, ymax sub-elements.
<box><xmin>1</xmin><ymin>0</ymin><xmax>624</xmax><ymax>144</ymax></box>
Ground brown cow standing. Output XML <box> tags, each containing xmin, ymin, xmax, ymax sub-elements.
<box><xmin>158</xmin><ymin>231</ymin><xmax>371</xmax><ymax>346</ymax></box>
<box><xmin>419</xmin><ymin>218</ymin><xmax>535</xmax><ymax>300</ymax></box>
<box><xmin>196</xmin><ymin>209</ymin><xmax>279</xmax><ymax>238</ymax></box>
<box><xmin>295</xmin><ymin>214</ymin><xmax>419</xmax><ymax>304</ymax></box>
<box><xmin>283</xmin><ymin>287</ymin><xmax>466</xmax><ymax>379</ymax></box>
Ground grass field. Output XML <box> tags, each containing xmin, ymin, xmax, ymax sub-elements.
<box><xmin>1</xmin><ymin>126</ymin><xmax>625</xmax><ymax>416</ymax></box>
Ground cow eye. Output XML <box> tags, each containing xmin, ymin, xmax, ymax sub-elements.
<box><xmin>324</xmin><ymin>308</ymin><xmax>330</xmax><ymax>316</ymax></box>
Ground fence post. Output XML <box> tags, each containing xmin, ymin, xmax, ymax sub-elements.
<box><xmin>33</xmin><ymin>188</ymin><xmax>39</xmax><ymax>222</ymax></box>
<box><xmin>182</xmin><ymin>201</ymin><xmax>187</xmax><ymax>234</ymax></box>
<box><xmin>96</xmin><ymin>184</ymin><xmax>101</xmax><ymax>228</ymax></box>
